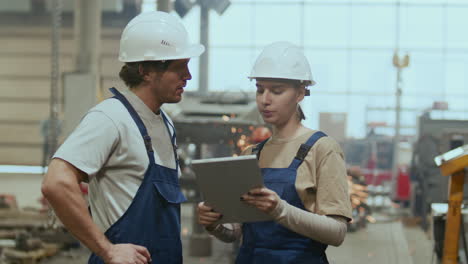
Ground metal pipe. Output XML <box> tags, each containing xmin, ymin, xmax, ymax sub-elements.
<box><xmin>47</xmin><ymin>0</ymin><xmax>62</xmax><ymax>163</ymax></box>
<box><xmin>391</xmin><ymin>2</ymin><xmax>402</xmax><ymax>196</ymax></box>
<box><xmin>188</xmin><ymin>143</ymin><xmax>212</xmax><ymax>257</ymax></box>
<box><xmin>198</xmin><ymin>3</ymin><xmax>209</xmax><ymax>94</ymax></box>
<box><xmin>392</xmin><ymin>68</ymin><xmax>402</xmax><ymax>199</ymax></box>
<box><xmin>391</xmin><ymin>44</ymin><xmax>409</xmax><ymax>200</ymax></box>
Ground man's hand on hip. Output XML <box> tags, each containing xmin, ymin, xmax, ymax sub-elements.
<box><xmin>103</xmin><ymin>244</ymin><xmax>151</xmax><ymax>264</ymax></box>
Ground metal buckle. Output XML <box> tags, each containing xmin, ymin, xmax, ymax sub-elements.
<box><xmin>295</xmin><ymin>144</ymin><xmax>311</xmax><ymax>160</ymax></box>
<box><xmin>143</xmin><ymin>135</ymin><xmax>153</xmax><ymax>152</ymax></box>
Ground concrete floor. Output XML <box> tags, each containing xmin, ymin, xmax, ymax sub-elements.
<box><xmin>0</xmin><ymin>174</ymin><xmax>444</xmax><ymax>264</ymax></box>
<box><xmin>0</xmin><ymin>176</ymin><xmax>438</xmax><ymax>264</ymax></box>
<box><xmin>181</xmin><ymin>221</ymin><xmax>434</xmax><ymax>264</ymax></box>
<box><xmin>35</xmin><ymin>206</ymin><xmax>437</xmax><ymax>264</ymax></box>
<box><xmin>327</xmin><ymin>220</ymin><xmax>433</xmax><ymax>264</ymax></box>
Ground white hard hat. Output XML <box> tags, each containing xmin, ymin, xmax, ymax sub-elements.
<box><xmin>119</xmin><ymin>11</ymin><xmax>205</xmax><ymax>62</ymax></box>
<box><xmin>248</xmin><ymin>41</ymin><xmax>315</xmax><ymax>86</ymax></box>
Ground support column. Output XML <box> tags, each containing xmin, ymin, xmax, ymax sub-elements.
<box><xmin>63</xmin><ymin>0</ymin><xmax>102</xmax><ymax>137</ymax></box>
<box><xmin>189</xmin><ymin>143</ymin><xmax>212</xmax><ymax>257</ymax></box>
<box><xmin>74</xmin><ymin>0</ymin><xmax>101</xmax><ymax>74</ymax></box>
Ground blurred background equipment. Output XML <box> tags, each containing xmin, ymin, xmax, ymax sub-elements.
<box><xmin>410</xmin><ymin>114</ymin><xmax>468</xmax><ymax>231</ymax></box>
<box><xmin>342</xmin><ymin>129</ymin><xmax>411</xmax><ymax>211</ymax></box>
<box><xmin>434</xmin><ymin>144</ymin><xmax>468</xmax><ymax>264</ymax></box>
<box><xmin>346</xmin><ymin>168</ymin><xmax>373</xmax><ymax>232</ymax></box>
<box><xmin>319</xmin><ymin>112</ymin><xmax>347</xmax><ymax>143</ymax></box>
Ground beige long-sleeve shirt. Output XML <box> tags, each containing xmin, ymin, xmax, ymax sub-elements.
<box><xmin>208</xmin><ymin>127</ymin><xmax>352</xmax><ymax>246</ymax></box>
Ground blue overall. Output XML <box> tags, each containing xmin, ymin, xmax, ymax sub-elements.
<box><xmin>88</xmin><ymin>88</ymin><xmax>186</xmax><ymax>264</ymax></box>
<box><xmin>236</xmin><ymin>131</ymin><xmax>329</xmax><ymax>264</ymax></box>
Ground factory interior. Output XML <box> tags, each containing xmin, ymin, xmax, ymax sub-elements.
<box><xmin>1</xmin><ymin>0</ymin><xmax>468</xmax><ymax>263</ymax></box>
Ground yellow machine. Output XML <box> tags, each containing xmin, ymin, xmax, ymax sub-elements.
<box><xmin>435</xmin><ymin>144</ymin><xmax>468</xmax><ymax>264</ymax></box>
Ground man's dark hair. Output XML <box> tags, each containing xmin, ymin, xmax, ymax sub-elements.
<box><xmin>119</xmin><ymin>60</ymin><xmax>173</xmax><ymax>88</ymax></box>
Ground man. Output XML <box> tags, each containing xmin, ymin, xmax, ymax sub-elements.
<box><xmin>42</xmin><ymin>11</ymin><xmax>204</xmax><ymax>264</ymax></box>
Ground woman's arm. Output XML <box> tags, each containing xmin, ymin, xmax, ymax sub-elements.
<box><xmin>271</xmin><ymin>199</ymin><xmax>347</xmax><ymax>246</ymax></box>
<box><xmin>197</xmin><ymin>202</ymin><xmax>242</xmax><ymax>243</ymax></box>
<box><xmin>205</xmin><ymin>223</ymin><xmax>242</xmax><ymax>243</ymax></box>
<box><xmin>242</xmin><ymin>188</ymin><xmax>347</xmax><ymax>247</ymax></box>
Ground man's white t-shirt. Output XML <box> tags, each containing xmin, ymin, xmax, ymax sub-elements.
<box><xmin>54</xmin><ymin>89</ymin><xmax>179</xmax><ymax>232</ymax></box>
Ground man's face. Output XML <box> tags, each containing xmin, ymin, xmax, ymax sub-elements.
<box><xmin>148</xmin><ymin>59</ymin><xmax>192</xmax><ymax>104</ymax></box>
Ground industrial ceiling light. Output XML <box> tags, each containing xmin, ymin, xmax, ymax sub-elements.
<box><xmin>174</xmin><ymin>0</ymin><xmax>194</xmax><ymax>18</ymax></box>
<box><xmin>210</xmin><ymin>0</ymin><xmax>230</xmax><ymax>15</ymax></box>
<box><xmin>175</xmin><ymin>0</ymin><xmax>231</xmax><ymax>18</ymax></box>
<box><xmin>200</xmin><ymin>0</ymin><xmax>230</xmax><ymax>15</ymax></box>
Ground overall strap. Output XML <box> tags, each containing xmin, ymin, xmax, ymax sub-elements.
<box><xmin>109</xmin><ymin>87</ymin><xmax>155</xmax><ymax>162</ymax></box>
<box><xmin>160</xmin><ymin>110</ymin><xmax>179</xmax><ymax>167</ymax></box>
<box><xmin>251</xmin><ymin>138</ymin><xmax>270</xmax><ymax>160</ymax></box>
<box><xmin>289</xmin><ymin>131</ymin><xmax>327</xmax><ymax>169</ymax></box>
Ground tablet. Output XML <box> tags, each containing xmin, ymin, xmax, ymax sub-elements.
<box><xmin>192</xmin><ymin>155</ymin><xmax>272</xmax><ymax>224</ymax></box>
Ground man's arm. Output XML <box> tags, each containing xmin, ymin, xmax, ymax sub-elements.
<box><xmin>42</xmin><ymin>158</ymin><xmax>151</xmax><ymax>264</ymax></box>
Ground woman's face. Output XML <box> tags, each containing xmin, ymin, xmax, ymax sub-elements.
<box><xmin>255</xmin><ymin>79</ymin><xmax>305</xmax><ymax>127</ymax></box>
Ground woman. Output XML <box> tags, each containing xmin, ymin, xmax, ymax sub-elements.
<box><xmin>197</xmin><ymin>41</ymin><xmax>352</xmax><ymax>264</ymax></box>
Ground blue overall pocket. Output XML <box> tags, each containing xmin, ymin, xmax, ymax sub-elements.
<box><xmin>153</xmin><ymin>180</ymin><xmax>187</xmax><ymax>204</ymax></box>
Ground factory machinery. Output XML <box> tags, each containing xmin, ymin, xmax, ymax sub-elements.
<box><xmin>409</xmin><ymin>113</ymin><xmax>468</xmax><ymax>263</ymax></box>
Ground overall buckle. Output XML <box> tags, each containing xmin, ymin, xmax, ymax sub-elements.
<box><xmin>295</xmin><ymin>144</ymin><xmax>312</xmax><ymax>161</ymax></box>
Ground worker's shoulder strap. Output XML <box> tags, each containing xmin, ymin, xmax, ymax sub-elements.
<box><xmin>251</xmin><ymin>131</ymin><xmax>327</xmax><ymax>164</ymax></box>
<box><xmin>289</xmin><ymin>131</ymin><xmax>327</xmax><ymax>169</ymax></box>
<box><xmin>109</xmin><ymin>88</ymin><xmax>154</xmax><ymax>160</ymax></box>
<box><xmin>296</xmin><ymin>131</ymin><xmax>327</xmax><ymax>160</ymax></box>
<box><xmin>251</xmin><ymin>138</ymin><xmax>270</xmax><ymax>160</ymax></box>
